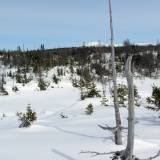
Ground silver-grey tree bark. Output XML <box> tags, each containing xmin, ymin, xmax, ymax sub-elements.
<box><xmin>125</xmin><ymin>55</ymin><xmax>135</xmax><ymax>159</ymax></box>
<box><xmin>108</xmin><ymin>0</ymin><xmax>122</xmax><ymax>145</ymax></box>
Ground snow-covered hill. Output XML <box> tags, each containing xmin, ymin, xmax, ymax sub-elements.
<box><xmin>84</xmin><ymin>41</ymin><xmax>106</xmax><ymax>47</ymax></box>
<box><xmin>0</xmin><ymin>71</ymin><xmax>159</xmax><ymax>160</ymax></box>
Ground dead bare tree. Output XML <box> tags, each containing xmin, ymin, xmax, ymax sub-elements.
<box><xmin>84</xmin><ymin>56</ymin><xmax>160</xmax><ymax>159</ymax></box>
<box><xmin>125</xmin><ymin>55</ymin><xmax>135</xmax><ymax>159</ymax></box>
<box><xmin>99</xmin><ymin>0</ymin><xmax>123</xmax><ymax>145</ymax></box>
<box><xmin>108</xmin><ymin>0</ymin><xmax>122</xmax><ymax>145</ymax></box>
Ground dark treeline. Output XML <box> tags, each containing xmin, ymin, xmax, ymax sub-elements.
<box><xmin>0</xmin><ymin>43</ymin><xmax>160</xmax><ymax>77</ymax></box>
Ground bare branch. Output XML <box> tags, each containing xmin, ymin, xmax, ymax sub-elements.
<box><xmin>80</xmin><ymin>150</ymin><xmax>115</xmax><ymax>157</ymax></box>
<box><xmin>98</xmin><ymin>124</ymin><xmax>128</xmax><ymax>134</ymax></box>
<box><xmin>80</xmin><ymin>149</ymin><xmax>160</xmax><ymax>160</ymax></box>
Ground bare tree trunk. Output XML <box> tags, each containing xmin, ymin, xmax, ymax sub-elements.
<box><xmin>125</xmin><ymin>55</ymin><xmax>135</xmax><ymax>159</ymax></box>
<box><xmin>108</xmin><ymin>0</ymin><xmax>122</xmax><ymax>145</ymax></box>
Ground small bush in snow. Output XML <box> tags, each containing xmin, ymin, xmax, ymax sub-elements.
<box><xmin>15</xmin><ymin>73</ymin><xmax>32</xmax><ymax>85</ymax></box>
<box><xmin>85</xmin><ymin>103</ymin><xmax>94</xmax><ymax>115</ymax></box>
<box><xmin>80</xmin><ymin>92</ymin><xmax>86</xmax><ymax>100</ymax></box>
<box><xmin>60</xmin><ymin>112</ymin><xmax>68</xmax><ymax>118</ymax></box>
<box><xmin>117</xmin><ymin>84</ymin><xmax>128</xmax><ymax>107</ymax></box>
<box><xmin>7</xmin><ymin>70</ymin><xmax>13</xmax><ymax>78</ymax></box>
<box><xmin>12</xmin><ymin>86</ymin><xmax>19</xmax><ymax>92</ymax></box>
<box><xmin>52</xmin><ymin>74</ymin><xmax>59</xmax><ymax>84</ymax></box>
<box><xmin>2</xmin><ymin>113</ymin><xmax>6</xmax><ymax>118</ymax></box>
<box><xmin>72</xmin><ymin>78</ymin><xmax>79</xmax><ymax>88</ymax></box>
<box><xmin>0</xmin><ymin>86</ymin><xmax>8</xmax><ymax>96</ymax></box>
<box><xmin>17</xmin><ymin>104</ymin><xmax>37</xmax><ymax>128</ymax></box>
<box><xmin>101</xmin><ymin>96</ymin><xmax>108</xmax><ymax>106</ymax></box>
<box><xmin>38</xmin><ymin>78</ymin><xmax>49</xmax><ymax>91</ymax></box>
<box><xmin>146</xmin><ymin>85</ymin><xmax>160</xmax><ymax>111</ymax></box>
<box><xmin>1</xmin><ymin>113</ymin><xmax>6</xmax><ymax>120</ymax></box>
<box><xmin>134</xmin><ymin>86</ymin><xmax>141</xmax><ymax>106</ymax></box>
<box><xmin>86</xmin><ymin>83</ymin><xmax>101</xmax><ymax>98</ymax></box>
<box><xmin>116</xmin><ymin>63</ymin><xmax>123</xmax><ymax>73</ymax></box>
<box><xmin>80</xmin><ymin>81</ymin><xmax>101</xmax><ymax>100</ymax></box>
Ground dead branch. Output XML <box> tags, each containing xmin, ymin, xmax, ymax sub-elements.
<box><xmin>80</xmin><ymin>149</ymin><xmax>160</xmax><ymax>160</ymax></box>
<box><xmin>98</xmin><ymin>124</ymin><xmax>127</xmax><ymax>134</ymax></box>
<box><xmin>80</xmin><ymin>150</ymin><xmax>115</xmax><ymax>157</ymax></box>
<box><xmin>98</xmin><ymin>124</ymin><xmax>118</xmax><ymax>134</ymax></box>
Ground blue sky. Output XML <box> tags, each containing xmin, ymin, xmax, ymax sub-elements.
<box><xmin>0</xmin><ymin>0</ymin><xmax>160</xmax><ymax>50</ymax></box>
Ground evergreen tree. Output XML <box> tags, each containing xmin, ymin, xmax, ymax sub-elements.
<box><xmin>86</xmin><ymin>82</ymin><xmax>101</xmax><ymax>98</ymax></box>
<box><xmin>72</xmin><ymin>78</ymin><xmax>78</xmax><ymax>88</ymax></box>
<box><xmin>12</xmin><ymin>86</ymin><xmax>19</xmax><ymax>92</ymax></box>
<box><xmin>38</xmin><ymin>77</ymin><xmax>48</xmax><ymax>91</ymax></box>
<box><xmin>17</xmin><ymin>104</ymin><xmax>37</xmax><ymax>128</ymax></box>
<box><xmin>52</xmin><ymin>74</ymin><xmax>59</xmax><ymax>84</ymax></box>
<box><xmin>0</xmin><ymin>73</ymin><xmax>8</xmax><ymax>96</ymax></box>
<box><xmin>101</xmin><ymin>96</ymin><xmax>108</xmax><ymax>106</ymax></box>
<box><xmin>117</xmin><ymin>84</ymin><xmax>128</xmax><ymax>107</ymax></box>
<box><xmin>146</xmin><ymin>86</ymin><xmax>160</xmax><ymax>111</ymax></box>
<box><xmin>38</xmin><ymin>68</ymin><xmax>49</xmax><ymax>91</ymax></box>
<box><xmin>85</xmin><ymin>103</ymin><xmax>94</xmax><ymax>115</ymax></box>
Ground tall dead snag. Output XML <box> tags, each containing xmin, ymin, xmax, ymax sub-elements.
<box><xmin>109</xmin><ymin>0</ymin><xmax>122</xmax><ymax>145</ymax></box>
<box><xmin>125</xmin><ymin>55</ymin><xmax>135</xmax><ymax>159</ymax></box>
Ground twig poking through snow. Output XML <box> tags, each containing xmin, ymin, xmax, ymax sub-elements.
<box><xmin>80</xmin><ymin>150</ymin><xmax>115</xmax><ymax>157</ymax></box>
<box><xmin>80</xmin><ymin>149</ymin><xmax>160</xmax><ymax>160</ymax></box>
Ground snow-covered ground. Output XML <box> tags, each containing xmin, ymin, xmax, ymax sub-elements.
<box><xmin>0</xmin><ymin>76</ymin><xmax>159</xmax><ymax>160</ymax></box>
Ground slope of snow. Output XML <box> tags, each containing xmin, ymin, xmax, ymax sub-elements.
<box><xmin>0</xmin><ymin>75</ymin><xmax>159</xmax><ymax>160</ymax></box>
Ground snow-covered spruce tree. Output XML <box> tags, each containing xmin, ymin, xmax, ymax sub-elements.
<box><xmin>0</xmin><ymin>85</ymin><xmax>8</xmax><ymax>96</ymax></box>
<box><xmin>57</xmin><ymin>67</ymin><xmax>63</xmax><ymax>77</ymax></box>
<box><xmin>100</xmin><ymin>76</ymin><xmax>108</xmax><ymax>106</ymax></box>
<box><xmin>101</xmin><ymin>95</ymin><xmax>108</xmax><ymax>106</ymax></box>
<box><xmin>117</xmin><ymin>84</ymin><xmax>128</xmax><ymax>107</ymax></box>
<box><xmin>86</xmin><ymin>82</ymin><xmax>101</xmax><ymax>98</ymax></box>
<box><xmin>78</xmin><ymin>79</ymin><xmax>100</xmax><ymax>100</ymax></box>
<box><xmin>112</xmin><ymin>84</ymin><xmax>140</xmax><ymax>107</ymax></box>
<box><xmin>0</xmin><ymin>75</ymin><xmax>8</xmax><ymax>96</ymax></box>
<box><xmin>134</xmin><ymin>86</ymin><xmax>141</xmax><ymax>106</ymax></box>
<box><xmin>85</xmin><ymin>103</ymin><xmax>94</xmax><ymax>115</ymax></box>
<box><xmin>116</xmin><ymin>63</ymin><xmax>123</xmax><ymax>74</ymax></box>
<box><xmin>79</xmin><ymin>79</ymin><xmax>86</xmax><ymax>100</ymax></box>
<box><xmin>69</xmin><ymin>65</ymin><xmax>74</xmax><ymax>75</ymax></box>
<box><xmin>72</xmin><ymin>78</ymin><xmax>79</xmax><ymax>88</ymax></box>
<box><xmin>15</xmin><ymin>73</ymin><xmax>23</xmax><ymax>83</ymax></box>
<box><xmin>146</xmin><ymin>85</ymin><xmax>160</xmax><ymax>111</ymax></box>
<box><xmin>38</xmin><ymin>78</ymin><xmax>48</xmax><ymax>91</ymax></box>
<box><xmin>17</xmin><ymin>104</ymin><xmax>37</xmax><ymax>128</ymax></box>
<box><xmin>23</xmin><ymin>74</ymin><xmax>32</xmax><ymax>84</ymax></box>
<box><xmin>52</xmin><ymin>74</ymin><xmax>59</xmax><ymax>84</ymax></box>
<box><xmin>15</xmin><ymin>73</ymin><xmax>32</xmax><ymax>85</ymax></box>
<box><xmin>37</xmin><ymin>68</ymin><xmax>49</xmax><ymax>91</ymax></box>
<box><xmin>12</xmin><ymin>86</ymin><xmax>19</xmax><ymax>92</ymax></box>
<box><xmin>12</xmin><ymin>73</ymin><xmax>19</xmax><ymax>92</ymax></box>
<box><xmin>7</xmin><ymin>70</ymin><xmax>13</xmax><ymax>78</ymax></box>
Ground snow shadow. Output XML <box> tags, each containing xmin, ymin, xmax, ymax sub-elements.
<box><xmin>52</xmin><ymin>148</ymin><xmax>78</xmax><ymax>160</ymax></box>
<box><xmin>54</xmin><ymin>126</ymin><xmax>113</xmax><ymax>141</ymax></box>
<box><xmin>136</xmin><ymin>115</ymin><xmax>160</xmax><ymax>126</ymax></box>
